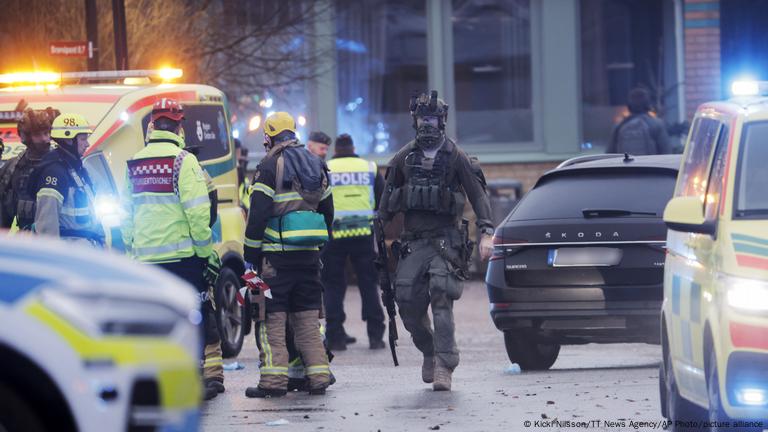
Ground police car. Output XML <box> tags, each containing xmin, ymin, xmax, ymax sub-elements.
<box><xmin>660</xmin><ymin>81</ymin><xmax>768</xmax><ymax>430</ymax></box>
<box><xmin>0</xmin><ymin>235</ymin><xmax>201</xmax><ymax>432</ymax></box>
<box><xmin>0</xmin><ymin>69</ymin><xmax>250</xmax><ymax>357</ymax></box>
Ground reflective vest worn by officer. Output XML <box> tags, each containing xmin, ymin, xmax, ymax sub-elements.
<box><xmin>326</xmin><ymin>156</ymin><xmax>378</xmax><ymax>238</ymax></box>
<box><xmin>31</xmin><ymin>113</ymin><xmax>103</xmax><ymax>244</ymax></box>
<box><xmin>121</xmin><ymin>126</ymin><xmax>213</xmax><ymax>263</ymax></box>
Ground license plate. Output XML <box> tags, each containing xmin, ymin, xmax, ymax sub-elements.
<box><xmin>549</xmin><ymin>247</ymin><xmax>622</xmax><ymax>267</ymax></box>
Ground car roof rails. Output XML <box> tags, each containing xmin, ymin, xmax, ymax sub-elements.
<box><xmin>556</xmin><ymin>153</ymin><xmax>624</xmax><ymax>169</ymax></box>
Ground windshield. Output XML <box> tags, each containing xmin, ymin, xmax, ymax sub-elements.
<box><xmin>735</xmin><ymin>121</ymin><xmax>768</xmax><ymax>218</ymax></box>
<box><xmin>509</xmin><ymin>169</ymin><xmax>677</xmax><ymax>221</ymax></box>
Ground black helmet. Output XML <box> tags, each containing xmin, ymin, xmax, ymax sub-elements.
<box><xmin>409</xmin><ymin>90</ymin><xmax>449</xmax><ymax>130</ymax></box>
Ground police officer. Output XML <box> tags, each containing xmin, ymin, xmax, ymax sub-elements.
<box><xmin>31</xmin><ymin>113</ymin><xmax>103</xmax><ymax>244</ymax></box>
<box><xmin>378</xmin><ymin>91</ymin><xmax>494</xmax><ymax>391</ymax></box>
<box><xmin>322</xmin><ymin>133</ymin><xmax>386</xmax><ymax>351</ymax></box>
<box><xmin>244</xmin><ymin>112</ymin><xmax>333</xmax><ymax>398</ymax></box>
<box><xmin>0</xmin><ymin>107</ymin><xmax>59</xmax><ymax>230</ymax></box>
<box><xmin>307</xmin><ymin>131</ymin><xmax>332</xmax><ymax>160</ymax></box>
<box><xmin>121</xmin><ymin>98</ymin><xmax>219</xmax><ymax>400</ymax></box>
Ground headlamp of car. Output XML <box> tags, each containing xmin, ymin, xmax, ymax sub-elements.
<box><xmin>720</xmin><ymin>274</ymin><xmax>768</xmax><ymax>313</ymax></box>
<box><xmin>40</xmin><ymin>289</ymin><xmax>185</xmax><ymax>337</ymax></box>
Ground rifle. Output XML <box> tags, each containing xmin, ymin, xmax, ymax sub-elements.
<box><xmin>373</xmin><ymin>217</ymin><xmax>399</xmax><ymax>366</ymax></box>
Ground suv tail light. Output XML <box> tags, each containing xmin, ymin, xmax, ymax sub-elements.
<box><xmin>490</xmin><ymin>236</ymin><xmax>527</xmax><ymax>261</ymax></box>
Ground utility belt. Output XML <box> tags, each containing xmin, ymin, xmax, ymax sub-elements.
<box><xmin>399</xmin><ymin>219</ymin><xmax>475</xmax><ymax>281</ymax></box>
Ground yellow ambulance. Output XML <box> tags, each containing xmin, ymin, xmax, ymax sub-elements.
<box><xmin>660</xmin><ymin>81</ymin><xmax>768</xmax><ymax>430</ymax></box>
<box><xmin>0</xmin><ymin>70</ymin><xmax>249</xmax><ymax>357</ymax></box>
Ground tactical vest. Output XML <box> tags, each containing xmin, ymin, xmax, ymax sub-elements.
<box><xmin>327</xmin><ymin>157</ymin><xmax>376</xmax><ymax>239</ymax></box>
<box><xmin>387</xmin><ymin>141</ymin><xmax>465</xmax><ymax>217</ymax></box>
<box><xmin>0</xmin><ymin>151</ymin><xmax>43</xmax><ymax>230</ymax></box>
<box><xmin>263</xmin><ymin>140</ymin><xmax>330</xmax><ymax>251</ymax></box>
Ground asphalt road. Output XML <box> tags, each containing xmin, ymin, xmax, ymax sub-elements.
<box><xmin>201</xmin><ymin>280</ymin><xmax>664</xmax><ymax>432</ymax></box>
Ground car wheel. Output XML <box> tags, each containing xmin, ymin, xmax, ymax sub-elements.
<box><xmin>664</xmin><ymin>348</ymin><xmax>705</xmax><ymax>430</ymax></box>
<box><xmin>215</xmin><ymin>267</ymin><xmax>246</xmax><ymax>358</ymax></box>
<box><xmin>503</xmin><ymin>332</ymin><xmax>560</xmax><ymax>371</ymax></box>
<box><xmin>0</xmin><ymin>383</ymin><xmax>45</xmax><ymax>432</ymax></box>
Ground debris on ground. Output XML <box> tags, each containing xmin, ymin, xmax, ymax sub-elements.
<box><xmin>223</xmin><ymin>362</ymin><xmax>245</xmax><ymax>371</ymax></box>
<box><xmin>504</xmin><ymin>363</ymin><xmax>522</xmax><ymax>375</ymax></box>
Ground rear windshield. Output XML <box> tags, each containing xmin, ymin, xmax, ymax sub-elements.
<box><xmin>509</xmin><ymin>169</ymin><xmax>677</xmax><ymax>221</ymax></box>
<box><xmin>142</xmin><ymin>104</ymin><xmax>231</xmax><ymax>162</ymax></box>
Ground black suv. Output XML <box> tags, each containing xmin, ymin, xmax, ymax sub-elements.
<box><xmin>486</xmin><ymin>154</ymin><xmax>680</xmax><ymax>370</ymax></box>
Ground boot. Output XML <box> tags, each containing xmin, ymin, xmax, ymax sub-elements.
<box><xmin>369</xmin><ymin>339</ymin><xmax>386</xmax><ymax>350</ymax></box>
<box><xmin>422</xmin><ymin>356</ymin><xmax>435</xmax><ymax>384</ymax></box>
<box><xmin>205</xmin><ymin>378</ymin><xmax>225</xmax><ymax>394</ymax></box>
<box><xmin>245</xmin><ymin>386</ymin><xmax>287</xmax><ymax>398</ymax></box>
<box><xmin>433</xmin><ymin>366</ymin><xmax>452</xmax><ymax>392</ymax></box>
<box><xmin>203</xmin><ymin>384</ymin><xmax>218</xmax><ymax>401</ymax></box>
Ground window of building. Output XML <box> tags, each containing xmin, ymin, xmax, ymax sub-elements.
<box><xmin>335</xmin><ymin>0</ymin><xmax>428</xmax><ymax>156</ymax></box>
<box><xmin>452</xmin><ymin>0</ymin><xmax>533</xmax><ymax>146</ymax></box>
<box><xmin>580</xmin><ymin>0</ymin><xmax>664</xmax><ymax>151</ymax></box>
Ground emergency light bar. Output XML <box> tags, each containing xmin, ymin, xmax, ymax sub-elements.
<box><xmin>731</xmin><ymin>80</ymin><xmax>768</xmax><ymax>97</ymax></box>
<box><xmin>0</xmin><ymin>68</ymin><xmax>183</xmax><ymax>86</ymax></box>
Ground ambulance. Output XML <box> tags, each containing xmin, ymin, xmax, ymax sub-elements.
<box><xmin>660</xmin><ymin>80</ymin><xmax>768</xmax><ymax>430</ymax></box>
<box><xmin>0</xmin><ymin>69</ymin><xmax>250</xmax><ymax>357</ymax></box>
<box><xmin>0</xmin><ymin>235</ymin><xmax>200</xmax><ymax>432</ymax></box>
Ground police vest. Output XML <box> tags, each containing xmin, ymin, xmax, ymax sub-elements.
<box><xmin>327</xmin><ymin>156</ymin><xmax>376</xmax><ymax>238</ymax></box>
<box><xmin>262</xmin><ymin>141</ymin><xmax>330</xmax><ymax>252</ymax></box>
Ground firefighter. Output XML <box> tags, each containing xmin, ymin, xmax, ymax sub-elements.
<box><xmin>322</xmin><ymin>133</ymin><xmax>386</xmax><ymax>351</ymax></box>
<box><xmin>120</xmin><ymin>98</ymin><xmax>219</xmax><ymax>400</ymax></box>
<box><xmin>378</xmin><ymin>91</ymin><xmax>494</xmax><ymax>391</ymax></box>
<box><xmin>30</xmin><ymin>113</ymin><xmax>103</xmax><ymax>244</ymax></box>
<box><xmin>0</xmin><ymin>107</ymin><xmax>59</xmax><ymax>230</ymax></box>
<box><xmin>244</xmin><ymin>112</ymin><xmax>334</xmax><ymax>398</ymax></box>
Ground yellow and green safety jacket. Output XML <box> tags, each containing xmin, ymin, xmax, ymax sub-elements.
<box><xmin>327</xmin><ymin>155</ymin><xmax>384</xmax><ymax>239</ymax></box>
<box><xmin>121</xmin><ymin>129</ymin><xmax>213</xmax><ymax>263</ymax></box>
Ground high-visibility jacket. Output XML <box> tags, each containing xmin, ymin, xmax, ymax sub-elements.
<box><xmin>327</xmin><ymin>156</ymin><xmax>377</xmax><ymax>238</ymax></box>
<box><xmin>121</xmin><ymin>130</ymin><xmax>213</xmax><ymax>263</ymax></box>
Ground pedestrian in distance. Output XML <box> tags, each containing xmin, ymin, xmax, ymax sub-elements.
<box><xmin>607</xmin><ymin>86</ymin><xmax>671</xmax><ymax>155</ymax></box>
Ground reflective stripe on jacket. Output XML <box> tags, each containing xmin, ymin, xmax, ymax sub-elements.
<box><xmin>121</xmin><ymin>130</ymin><xmax>212</xmax><ymax>262</ymax></box>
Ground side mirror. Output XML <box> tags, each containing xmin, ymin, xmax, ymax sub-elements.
<box><xmin>663</xmin><ymin>196</ymin><xmax>715</xmax><ymax>235</ymax></box>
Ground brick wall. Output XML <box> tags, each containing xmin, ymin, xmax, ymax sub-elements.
<box><xmin>684</xmin><ymin>0</ymin><xmax>721</xmax><ymax>119</ymax></box>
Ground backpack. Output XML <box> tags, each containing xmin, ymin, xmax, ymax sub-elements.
<box><xmin>615</xmin><ymin>115</ymin><xmax>657</xmax><ymax>155</ymax></box>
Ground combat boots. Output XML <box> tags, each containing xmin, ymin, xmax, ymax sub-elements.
<box><xmin>433</xmin><ymin>366</ymin><xmax>452</xmax><ymax>391</ymax></box>
<box><xmin>422</xmin><ymin>356</ymin><xmax>435</xmax><ymax>384</ymax></box>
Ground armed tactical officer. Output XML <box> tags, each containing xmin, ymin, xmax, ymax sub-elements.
<box><xmin>378</xmin><ymin>91</ymin><xmax>494</xmax><ymax>391</ymax></box>
<box><xmin>244</xmin><ymin>112</ymin><xmax>334</xmax><ymax>398</ymax></box>
<box><xmin>0</xmin><ymin>107</ymin><xmax>58</xmax><ymax>230</ymax></box>
<box><xmin>31</xmin><ymin>113</ymin><xmax>103</xmax><ymax>244</ymax></box>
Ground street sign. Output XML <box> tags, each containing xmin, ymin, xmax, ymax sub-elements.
<box><xmin>49</xmin><ymin>41</ymin><xmax>89</xmax><ymax>58</ymax></box>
